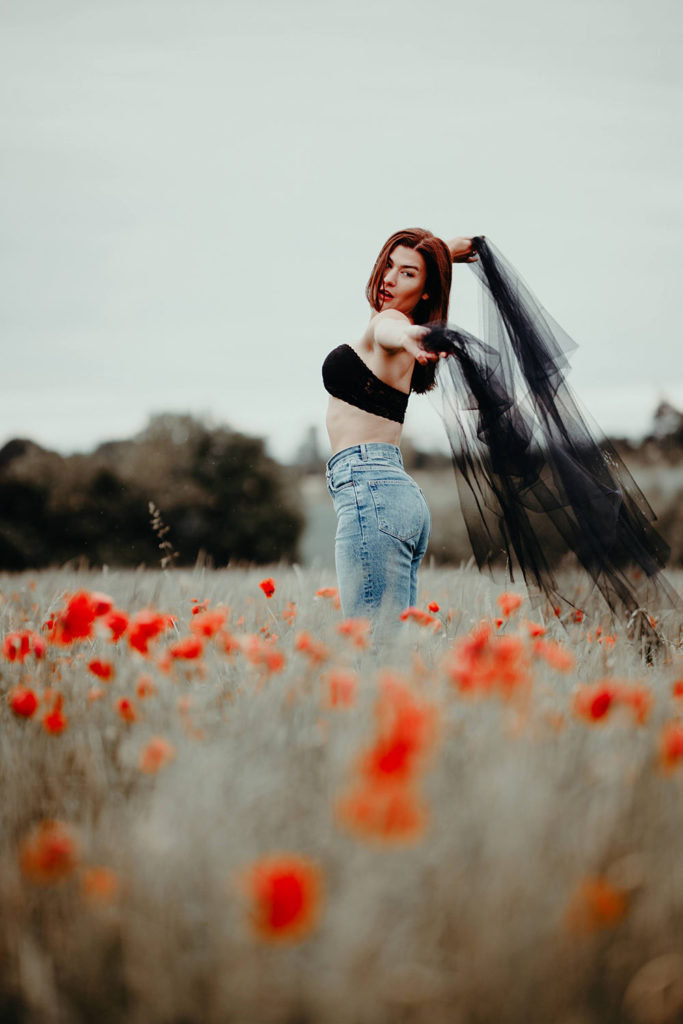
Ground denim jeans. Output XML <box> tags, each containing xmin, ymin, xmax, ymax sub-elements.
<box><xmin>325</xmin><ymin>443</ymin><xmax>431</xmax><ymax>620</ymax></box>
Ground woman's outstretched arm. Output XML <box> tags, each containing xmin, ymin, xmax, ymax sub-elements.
<box><xmin>366</xmin><ymin>310</ymin><xmax>444</xmax><ymax>365</ymax></box>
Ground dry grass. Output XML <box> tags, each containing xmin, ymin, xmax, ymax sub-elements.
<box><xmin>1</xmin><ymin>565</ymin><xmax>683</xmax><ymax>1024</ymax></box>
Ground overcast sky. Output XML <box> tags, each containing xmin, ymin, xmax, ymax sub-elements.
<box><xmin>2</xmin><ymin>0</ymin><xmax>682</xmax><ymax>462</ymax></box>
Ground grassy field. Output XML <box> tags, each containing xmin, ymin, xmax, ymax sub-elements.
<box><xmin>1</xmin><ymin>565</ymin><xmax>683</xmax><ymax>1024</ymax></box>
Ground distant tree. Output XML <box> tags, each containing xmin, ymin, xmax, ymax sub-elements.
<box><xmin>0</xmin><ymin>415</ymin><xmax>304</xmax><ymax>569</ymax></box>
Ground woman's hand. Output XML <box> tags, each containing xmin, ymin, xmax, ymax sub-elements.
<box><xmin>400</xmin><ymin>326</ymin><xmax>448</xmax><ymax>365</ymax></box>
<box><xmin>447</xmin><ymin>236</ymin><xmax>479</xmax><ymax>263</ymax></box>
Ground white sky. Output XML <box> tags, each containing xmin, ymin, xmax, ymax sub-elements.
<box><xmin>2</xmin><ymin>0</ymin><xmax>682</xmax><ymax>461</ymax></box>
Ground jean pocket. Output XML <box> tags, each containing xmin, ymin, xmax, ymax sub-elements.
<box><xmin>367</xmin><ymin>479</ymin><xmax>427</xmax><ymax>541</ymax></box>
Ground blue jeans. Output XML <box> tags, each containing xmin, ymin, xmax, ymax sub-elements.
<box><xmin>325</xmin><ymin>443</ymin><xmax>431</xmax><ymax>620</ymax></box>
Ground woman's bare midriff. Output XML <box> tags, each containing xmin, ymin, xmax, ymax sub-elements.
<box><xmin>326</xmin><ymin>396</ymin><xmax>403</xmax><ymax>455</ymax></box>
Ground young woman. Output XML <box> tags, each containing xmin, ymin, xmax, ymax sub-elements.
<box><xmin>323</xmin><ymin>229</ymin><xmax>679</xmax><ymax>641</ymax></box>
<box><xmin>322</xmin><ymin>228</ymin><xmax>477</xmax><ymax>619</ymax></box>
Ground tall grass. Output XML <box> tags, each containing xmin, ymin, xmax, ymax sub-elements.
<box><xmin>1</xmin><ymin>566</ymin><xmax>682</xmax><ymax>1024</ymax></box>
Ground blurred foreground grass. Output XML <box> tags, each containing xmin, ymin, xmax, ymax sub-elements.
<box><xmin>1</xmin><ymin>565</ymin><xmax>683</xmax><ymax>1024</ymax></box>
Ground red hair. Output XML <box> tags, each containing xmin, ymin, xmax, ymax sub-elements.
<box><xmin>365</xmin><ymin>228</ymin><xmax>452</xmax><ymax>393</ymax></box>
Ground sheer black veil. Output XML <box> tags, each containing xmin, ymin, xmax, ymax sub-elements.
<box><xmin>422</xmin><ymin>236</ymin><xmax>681</xmax><ymax>632</ymax></box>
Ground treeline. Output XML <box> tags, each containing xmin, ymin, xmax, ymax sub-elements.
<box><xmin>0</xmin><ymin>415</ymin><xmax>303</xmax><ymax>570</ymax></box>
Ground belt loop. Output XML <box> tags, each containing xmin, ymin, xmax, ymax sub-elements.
<box><xmin>360</xmin><ymin>444</ymin><xmax>367</xmax><ymax>461</ymax></box>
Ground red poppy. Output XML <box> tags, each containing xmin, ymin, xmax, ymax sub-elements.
<box><xmin>658</xmin><ymin>722</ymin><xmax>683</xmax><ymax>771</ymax></box>
<box><xmin>19</xmin><ymin>820</ymin><xmax>80</xmax><ymax>884</ymax></box>
<box><xmin>240</xmin><ymin>635</ymin><xmax>285</xmax><ymax>673</ymax></box>
<box><xmin>672</xmin><ymin>680</ymin><xmax>683</xmax><ymax>699</ymax></box>
<box><xmin>294</xmin><ymin>631</ymin><xmax>330</xmax><ymax>665</ymax></box>
<box><xmin>573</xmin><ymin>683</ymin><xmax>614</xmax><ymax>722</ymax></box>
<box><xmin>42</xmin><ymin>695</ymin><xmax>68</xmax><ymax>735</ymax></box>
<box><xmin>427</xmin><ymin>601</ymin><xmax>440</xmax><ymax>613</ymax></box>
<box><xmin>336</xmin><ymin>618</ymin><xmax>371</xmax><ymax>648</ymax></box>
<box><xmin>259</xmin><ymin>578</ymin><xmax>276</xmax><ymax>598</ymax></box>
<box><xmin>169</xmin><ymin>636</ymin><xmax>204</xmax><ymax>660</ymax></box>
<box><xmin>190</xmin><ymin>609</ymin><xmax>227</xmax><ymax>637</ymax></box>
<box><xmin>282</xmin><ymin>601</ymin><xmax>297</xmax><ymax>625</ymax></box>
<box><xmin>88</xmin><ymin>659</ymin><xmax>114</xmax><ymax>681</ymax></box>
<box><xmin>399</xmin><ymin>607</ymin><xmax>439</xmax><ymax>628</ymax></box>
<box><xmin>9</xmin><ymin>686</ymin><xmax>39</xmax><ymax>718</ymax></box>
<box><xmin>139</xmin><ymin>736</ymin><xmax>176</xmax><ymax>773</ymax></box>
<box><xmin>315</xmin><ymin>587</ymin><xmax>338</xmax><ymax>600</ymax></box>
<box><xmin>127</xmin><ymin>610</ymin><xmax>175</xmax><ymax>655</ymax></box>
<box><xmin>361</xmin><ymin>680</ymin><xmax>437</xmax><ymax>785</ymax></box>
<box><xmin>243</xmin><ymin>854</ymin><xmax>322</xmax><ymax>942</ymax></box>
<box><xmin>497</xmin><ymin>592</ymin><xmax>523</xmax><ymax>618</ymax></box>
<box><xmin>337</xmin><ymin>783</ymin><xmax>427</xmax><ymax>843</ymax></box>
<box><xmin>136</xmin><ymin>674</ymin><xmax>157</xmax><ymax>699</ymax></box>
<box><xmin>446</xmin><ymin>623</ymin><xmax>530</xmax><ymax>700</ymax></box>
<box><xmin>51</xmin><ymin>590</ymin><xmax>110</xmax><ymax>644</ymax></box>
<box><xmin>533</xmin><ymin>639</ymin><xmax>574</xmax><ymax>672</ymax></box>
<box><xmin>565</xmin><ymin>876</ymin><xmax>629</xmax><ymax>933</ymax></box>
<box><xmin>81</xmin><ymin>866</ymin><xmax>119</xmax><ymax>905</ymax></box>
<box><xmin>325</xmin><ymin>669</ymin><xmax>357</xmax><ymax>708</ymax></box>
<box><xmin>116</xmin><ymin>697</ymin><xmax>137</xmax><ymax>723</ymax></box>
<box><xmin>2</xmin><ymin>630</ymin><xmax>46</xmax><ymax>662</ymax></box>
<box><xmin>103</xmin><ymin>609</ymin><xmax>129</xmax><ymax>642</ymax></box>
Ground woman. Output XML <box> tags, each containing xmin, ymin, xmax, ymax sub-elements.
<box><xmin>322</xmin><ymin>228</ymin><xmax>477</xmax><ymax>620</ymax></box>
<box><xmin>324</xmin><ymin>229</ymin><xmax>679</xmax><ymax>642</ymax></box>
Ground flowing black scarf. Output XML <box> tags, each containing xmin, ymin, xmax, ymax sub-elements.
<box><xmin>423</xmin><ymin>236</ymin><xmax>680</xmax><ymax>628</ymax></box>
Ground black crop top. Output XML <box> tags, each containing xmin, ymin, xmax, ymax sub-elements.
<box><xmin>322</xmin><ymin>344</ymin><xmax>409</xmax><ymax>424</ymax></box>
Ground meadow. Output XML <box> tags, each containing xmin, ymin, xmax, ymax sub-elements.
<box><xmin>1</xmin><ymin>564</ymin><xmax>683</xmax><ymax>1024</ymax></box>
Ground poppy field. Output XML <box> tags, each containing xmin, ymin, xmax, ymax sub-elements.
<box><xmin>1</xmin><ymin>565</ymin><xmax>683</xmax><ymax>1024</ymax></box>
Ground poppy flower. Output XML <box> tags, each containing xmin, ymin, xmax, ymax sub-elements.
<box><xmin>50</xmin><ymin>591</ymin><xmax>107</xmax><ymax>644</ymax></box>
<box><xmin>427</xmin><ymin>601</ymin><xmax>440</xmax><ymax>613</ymax></box>
<box><xmin>116</xmin><ymin>697</ymin><xmax>137</xmax><ymax>724</ymax></box>
<box><xmin>139</xmin><ymin>736</ymin><xmax>176</xmax><ymax>773</ymax></box>
<box><xmin>217</xmin><ymin>630</ymin><xmax>240</xmax><ymax>656</ymax></box>
<box><xmin>127</xmin><ymin>610</ymin><xmax>175</xmax><ymax>655</ymax></box>
<box><xmin>2</xmin><ymin>629</ymin><xmax>46</xmax><ymax>662</ymax></box>
<box><xmin>446</xmin><ymin>623</ymin><xmax>530</xmax><ymax>700</ymax></box>
<box><xmin>81</xmin><ymin>866</ymin><xmax>119</xmax><ymax>905</ymax></box>
<box><xmin>136</xmin><ymin>674</ymin><xmax>157</xmax><ymax>699</ymax></box>
<box><xmin>325</xmin><ymin>669</ymin><xmax>357</xmax><ymax>708</ymax></box>
<box><xmin>243</xmin><ymin>854</ymin><xmax>322</xmax><ymax>942</ymax></box>
<box><xmin>672</xmin><ymin>680</ymin><xmax>683</xmax><ymax>699</ymax></box>
<box><xmin>315</xmin><ymin>587</ymin><xmax>338</xmax><ymax>600</ymax></box>
<box><xmin>9</xmin><ymin>686</ymin><xmax>39</xmax><ymax>718</ymax></box>
<box><xmin>497</xmin><ymin>592</ymin><xmax>523</xmax><ymax>618</ymax></box>
<box><xmin>533</xmin><ymin>639</ymin><xmax>574</xmax><ymax>672</ymax></box>
<box><xmin>19</xmin><ymin>820</ymin><xmax>80</xmax><ymax>884</ymax></box>
<box><xmin>658</xmin><ymin>722</ymin><xmax>683</xmax><ymax>771</ymax></box>
<box><xmin>295</xmin><ymin>631</ymin><xmax>330</xmax><ymax>665</ymax></box>
<box><xmin>337</xmin><ymin>783</ymin><xmax>426</xmax><ymax>843</ymax></box>
<box><xmin>282</xmin><ymin>601</ymin><xmax>297</xmax><ymax>625</ymax></box>
<box><xmin>259</xmin><ymin>578</ymin><xmax>276</xmax><ymax>598</ymax></box>
<box><xmin>103</xmin><ymin>609</ymin><xmax>129</xmax><ymax>642</ymax></box>
<box><xmin>88</xmin><ymin>659</ymin><xmax>114</xmax><ymax>681</ymax></box>
<box><xmin>565</xmin><ymin>876</ymin><xmax>629</xmax><ymax>933</ymax></box>
<box><xmin>169</xmin><ymin>636</ymin><xmax>204</xmax><ymax>660</ymax></box>
<box><xmin>42</xmin><ymin>695</ymin><xmax>68</xmax><ymax>735</ymax></box>
<box><xmin>399</xmin><ymin>607</ymin><xmax>439</xmax><ymax>628</ymax></box>
<box><xmin>336</xmin><ymin>619</ymin><xmax>371</xmax><ymax>648</ymax></box>
<box><xmin>361</xmin><ymin>681</ymin><xmax>437</xmax><ymax>785</ymax></box>
<box><xmin>190</xmin><ymin>609</ymin><xmax>227</xmax><ymax>637</ymax></box>
<box><xmin>240</xmin><ymin>635</ymin><xmax>285</xmax><ymax>673</ymax></box>
<box><xmin>573</xmin><ymin>683</ymin><xmax>615</xmax><ymax>722</ymax></box>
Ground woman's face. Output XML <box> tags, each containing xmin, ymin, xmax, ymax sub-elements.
<box><xmin>378</xmin><ymin>245</ymin><xmax>428</xmax><ymax>317</ymax></box>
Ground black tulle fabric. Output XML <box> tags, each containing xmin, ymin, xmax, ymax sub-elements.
<box><xmin>423</xmin><ymin>236</ymin><xmax>680</xmax><ymax>625</ymax></box>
